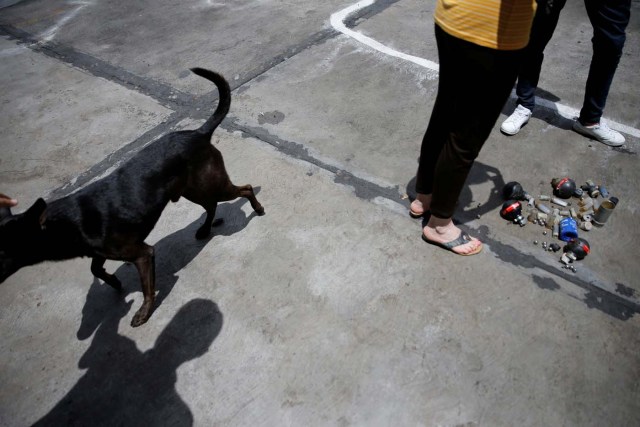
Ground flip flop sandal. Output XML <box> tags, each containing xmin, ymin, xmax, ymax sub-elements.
<box><xmin>421</xmin><ymin>231</ymin><xmax>482</xmax><ymax>256</ymax></box>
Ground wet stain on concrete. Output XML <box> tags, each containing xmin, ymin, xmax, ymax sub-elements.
<box><xmin>533</xmin><ymin>275</ymin><xmax>561</xmax><ymax>291</ymax></box>
<box><xmin>615</xmin><ymin>283</ymin><xmax>636</xmax><ymax>298</ymax></box>
<box><xmin>475</xmin><ymin>225</ymin><xmax>639</xmax><ymax>321</ymax></box>
<box><xmin>258</xmin><ymin>110</ymin><xmax>285</xmax><ymax>125</ymax></box>
<box><xmin>583</xmin><ymin>286</ymin><xmax>635</xmax><ymax>321</ymax></box>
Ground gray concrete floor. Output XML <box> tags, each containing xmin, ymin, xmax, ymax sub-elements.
<box><xmin>1</xmin><ymin>1</ymin><xmax>639</xmax><ymax>426</ymax></box>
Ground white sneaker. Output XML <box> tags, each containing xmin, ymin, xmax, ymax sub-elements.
<box><xmin>572</xmin><ymin>120</ymin><xmax>625</xmax><ymax>147</ymax></box>
<box><xmin>501</xmin><ymin>105</ymin><xmax>532</xmax><ymax>135</ymax></box>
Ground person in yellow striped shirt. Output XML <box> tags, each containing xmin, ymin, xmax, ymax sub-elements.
<box><xmin>410</xmin><ymin>0</ymin><xmax>536</xmax><ymax>255</ymax></box>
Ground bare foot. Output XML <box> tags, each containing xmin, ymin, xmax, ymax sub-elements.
<box><xmin>423</xmin><ymin>216</ymin><xmax>482</xmax><ymax>255</ymax></box>
<box><xmin>410</xmin><ymin>193</ymin><xmax>432</xmax><ymax>217</ymax></box>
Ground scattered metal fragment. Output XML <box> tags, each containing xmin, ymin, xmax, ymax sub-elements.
<box><xmin>551</xmin><ymin>197</ymin><xmax>569</xmax><ymax>207</ymax></box>
<box><xmin>536</xmin><ymin>202</ymin><xmax>551</xmax><ymax>214</ymax></box>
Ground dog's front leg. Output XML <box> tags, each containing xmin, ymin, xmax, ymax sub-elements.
<box><xmin>130</xmin><ymin>244</ymin><xmax>156</xmax><ymax>327</ymax></box>
<box><xmin>91</xmin><ymin>257</ymin><xmax>122</xmax><ymax>291</ymax></box>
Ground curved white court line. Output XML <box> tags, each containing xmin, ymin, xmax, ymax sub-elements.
<box><xmin>330</xmin><ymin>0</ymin><xmax>439</xmax><ymax>72</ymax></box>
<box><xmin>330</xmin><ymin>1</ymin><xmax>639</xmax><ymax>139</ymax></box>
<box><xmin>40</xmin><ymin>0</ymin><xmax>92</xmax><ymax>42</ymax></box>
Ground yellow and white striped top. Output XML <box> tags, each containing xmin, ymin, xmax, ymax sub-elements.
<box><xmin>435</xmin><ymin>0</ymin><xmax>537</xmax><ymax>50</ymax></box>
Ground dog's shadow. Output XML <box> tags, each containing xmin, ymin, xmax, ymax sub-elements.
<box><xmin>77</xmin><ymin>191</ymin><xmax>261</xmax><ymax>340</ymax></box>
<box><xmin>32</xmin><ymin>298</ymin><xmax>223</xmax><ymax>426</ymax></box>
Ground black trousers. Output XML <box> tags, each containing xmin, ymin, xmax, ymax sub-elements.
<box><xmin>415</xmin><ymin>25</ymin><xmax>523</xmax><ymax>219</ymax></box>
<box><xmin>516</xmin><ymin>0</ymin><xmax>630</xmax><ymax>124</ymax></box>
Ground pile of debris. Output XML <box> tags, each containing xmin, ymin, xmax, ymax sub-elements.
<box><xmin>499</xmin><ymin>178</ymin><xmax>617</xmax><ymax>273</ymax></box>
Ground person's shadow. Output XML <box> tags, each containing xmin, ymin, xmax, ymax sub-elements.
<box><xmin>30</xmin><ymin>195</ymin><xmax>261</xmax><ymax>426</ymax></box>
<box><xmin>32</xmin><ymin>298</ymin><xmax>223</xmax><ymax>426</ymax></box>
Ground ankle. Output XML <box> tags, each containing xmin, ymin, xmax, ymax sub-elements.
<box><xmin>416</xmin><ymin>193</ymin><xmax>432</xmax><ymax>205</ymax></box>
<box><xmin>427</xmin><ymin>215</ymin><xmax>453</xmax><ymax>230</ymax></box>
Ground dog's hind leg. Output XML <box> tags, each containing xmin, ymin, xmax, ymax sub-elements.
<box><xmin>91</xmin><ymin>256</ymin><xmax>122</xmax><ymax>291</ymax></box>
<box><xmin>236</xmin><ymin>184</ymin><xmax>265</xmax><ymax>215</ymax></box>
<box><xmin>129</xmin><ymin>244</ymin><xmax>156</xmax><ymax>327</ymax></box>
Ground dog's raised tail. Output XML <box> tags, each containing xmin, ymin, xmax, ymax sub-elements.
<box><xmin>191</xmin><ymin>68</ymin><xmax>231</xmax><ymax>137</ymax></box>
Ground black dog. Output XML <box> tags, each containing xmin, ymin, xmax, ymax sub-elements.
<box><xmin>0</xmin><ymin>68</ymin><xmax>264</xmax><ymax>326</ymax></box>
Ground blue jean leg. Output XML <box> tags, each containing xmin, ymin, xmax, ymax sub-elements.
<box><xmin>579</xmin><ymin>0</ymin><xmax>631</xmax><ymax>124</ymax></box>
<box><xmin>515</xmin><ymin>0</ymin><xmax>567</xmax><ymax>111</ymax></box>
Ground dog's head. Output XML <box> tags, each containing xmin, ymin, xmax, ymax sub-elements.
<box><xmin>0</xmin><ymin>198</ymin><xmax>47</xmax><ymax>283</ymax></box>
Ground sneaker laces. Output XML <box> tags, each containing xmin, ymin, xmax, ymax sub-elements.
<box><xmin>511</xmin><ymin>105</ymin><xmax>530</xmax><ymax>121</ymax></box>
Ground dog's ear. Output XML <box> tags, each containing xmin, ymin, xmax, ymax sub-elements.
<box><xmin>25</xmin><ymin>198</ymin><xmax>47</xmax><ymax>229</ymax></box>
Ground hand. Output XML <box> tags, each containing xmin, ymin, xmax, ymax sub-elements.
<box><xmin>0</xmin><ymin>193</ymin><xmax>18</xmax><ymax>208</ymax></box>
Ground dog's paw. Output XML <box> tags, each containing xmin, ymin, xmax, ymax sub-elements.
<box><xmin>130</xmin><ymin>302</ymin><xmax>153</xmax><ymax>327</ymax></box>
<box><xmin>256</xmin><ymin>207</ymin><xmax>265</xmax><ymax>216</ymax></box>
<box><xmin>131</xmin><ymin>311</ymin><xmax>149</xmax><ymax>327</ymax></box>
<box><xmin>195</xmin><ymin>226</ymin><xmax>212</xmax><ymax>240</ymax></box>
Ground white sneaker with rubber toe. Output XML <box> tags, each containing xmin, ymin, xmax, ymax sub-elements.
<box><xmin>572</xmin><ymin>120</ymin><xmax>625</xmax><ymax>147</ymax></box>
<box><xmin>501</xmin><ymin>104</ymin><xmax>532</xmax><ymax>135</ymax></box>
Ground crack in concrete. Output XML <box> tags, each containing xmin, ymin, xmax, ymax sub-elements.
<box><xmin>224</xmin><ymin>117</ymin><xmax>403</xmax><ymax>203</ymax></box>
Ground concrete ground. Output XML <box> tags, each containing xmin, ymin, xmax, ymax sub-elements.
<box><xmin>1</xmin><ymin>0</ymin><xmax>639</xmax><ymax>425</ymax></box>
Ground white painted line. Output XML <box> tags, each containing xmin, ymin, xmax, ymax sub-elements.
<box><xmin>535</xmin><ymin>95</ymin><xmax>640</xmax><ymax>139</ymax></box>
<box><xmin>39</xmin><ymin>0</ymin><xmax>92</xmax><ymax>42</ymax></box>
<box><xmin>330</xmin><ymin>0</ymin><xmax>439</xmax><ymax>72</ymax></box>
<box><xmin>330</xmin><ymin>0</ymin><xmax>640</xmax><ymax>139</ymax></box>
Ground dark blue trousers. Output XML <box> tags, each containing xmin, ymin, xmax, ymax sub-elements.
<box><xmin>516</xmin><ymin>0</ymin><xmax>631</xmax><ymax>124</ymax></box>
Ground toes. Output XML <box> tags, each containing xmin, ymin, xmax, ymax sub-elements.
<box><xmin>130</xmin><ymin>305</ymin><xmax>152</xmax><ymax>327</ymax></box>
<box><xmin>454</xmin><ymin>239</ymin><xmax>482</xmax><ymax>255</ymax></box>
<box><xmin>410</xmin><ymin>200</ymin><xmax>425</xmax><ymax>217</ymax></box>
